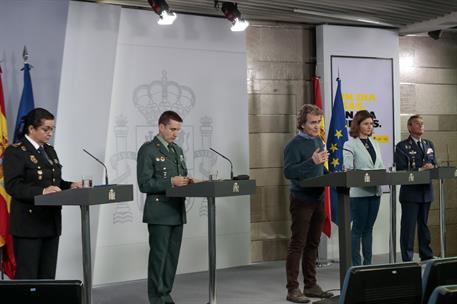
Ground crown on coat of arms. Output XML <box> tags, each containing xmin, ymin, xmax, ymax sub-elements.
<box><xmin>133</xmin><ymin>70</ymin><xmax>196</xmax><ymax>125</ymax></box>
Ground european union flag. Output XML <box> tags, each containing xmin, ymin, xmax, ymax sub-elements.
<box><xmin>13</xmin><ymin>63</ymin><xmax>35</xmax><ymax>142</ymax></box>
<box><xmin>327</xmin><ymin>78</ymin><xmax>348</xmax><ymax>223</ymax></box>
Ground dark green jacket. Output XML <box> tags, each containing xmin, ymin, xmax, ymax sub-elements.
<box><xmin>137</xmin><ymin>136</ymin><xmax>188</xmax><ymax>225</ymax></box>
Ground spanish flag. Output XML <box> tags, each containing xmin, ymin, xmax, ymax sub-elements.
<box><xmin>312</xmin><ymin>76</ymin><xmax>331</xmax><ymax>237</ymax></box>
<box><xmin>0</xmin><ymin>64</ymin><xmax>16</xmax><ymax>279</ymax></box>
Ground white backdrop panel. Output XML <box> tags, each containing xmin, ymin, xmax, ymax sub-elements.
<box><xmin>55</xmin><ymin>1</ymin><xmax>121</xmax><ymax>280</ymax></box>
<box><xmin>93</xmin><ymin>9</ymin><xmax>249</xmax><ymax>285</ymax></box>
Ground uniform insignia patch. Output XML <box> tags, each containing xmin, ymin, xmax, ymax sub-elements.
<box><xmin>160</xmin><ymin>156</ymin><xmax>165</xmax><ymax>162</ymax></box>
<box><xmin>30</xmin><ymin>155</ymin><xmax>38</xmax><ymax>164</ymax></box>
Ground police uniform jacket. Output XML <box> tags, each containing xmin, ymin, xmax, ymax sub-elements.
<box><xmin>395</xmin><ymin>136</ymin><xmax>436</xmax><ymax>203</ymax></box>
<box><xmin>3</xmin><ymin>138</ymin><xmax>72</xmax><ymax>238</ymax></box>
<box><xmin>137</xmin><ymin>136</ymin><xmax>188</xmax><ymax>226</ymax></box>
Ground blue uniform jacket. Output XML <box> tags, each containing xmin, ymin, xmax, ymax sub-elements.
<box><xmin>395</xmin><ymin>136</ymin><xmax>436</xmax><ymax>203</ymax></box>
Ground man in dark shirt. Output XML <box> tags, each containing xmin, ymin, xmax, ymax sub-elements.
<box><xmin>283</xmin><ymin>104</ymin><xmax>333</xmax><ymax>303</ymax></box>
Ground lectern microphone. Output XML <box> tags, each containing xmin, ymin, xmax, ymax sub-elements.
<box><xmin>209</xmin><ymin>148</ymin><xmax>234</xmax><ymax>180</ymax></box>
<box><xmin>82</xmin><ymin>148</ymin><xmax>109</xmax><ymax>185</ymax></box>
<box><xmin>342</xmin><ymin>148</ymin><xmax>355</xmax><ymax>171</ymax></box>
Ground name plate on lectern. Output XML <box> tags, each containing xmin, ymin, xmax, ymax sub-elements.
<box><xmin>35</xmin><ymin>184</ymin><xmax>134</xmax><ymax>206</ymax></box>
<box><xmin>166</xmin><ymin>180</ymin><xmax>256</xmax><ymax>198</ymax></box>
<box><xmin>429</xmin><ymin>167</ymin><xmax>457</xmax><ymax>179</ymax></box>
<box><xmin>388</xmin><ymin>170</ymin><xmax>430</xmax><ymax>185</ymax></box>
<box><xmin>300</xmin><ymin>169</ymin><xmax>389</xmax><ymax>188</ymax></box>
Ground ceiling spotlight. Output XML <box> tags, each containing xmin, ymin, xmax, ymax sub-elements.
<box><xmin>215</xmin><ymin>1</ymin><xmax>250</xmax><ymax>32</ymax></box>
<box><xmin>148</xmin><ymin>0</ymin><xmax>177</xmax><ymax>25</ymax></box>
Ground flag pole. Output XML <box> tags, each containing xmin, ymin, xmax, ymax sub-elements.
<box><xmin>23</xmin><ymin>46</ymin><xmax>29</xmax><ymax>63</ymax></box>
<box><xmin>13</xmin><ymin>46</ymin><xmax>35</xmax><ymax>143</ymax></box>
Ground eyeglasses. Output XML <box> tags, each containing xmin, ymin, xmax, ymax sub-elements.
<box><xmin>37</xmin><ymin>126</ymin><xmax>55</xmax><ymax>133</ymax></box>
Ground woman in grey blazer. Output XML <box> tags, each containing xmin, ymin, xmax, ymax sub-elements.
<box><xmin>343</xmin><ymin>110</ymin><xmax>384</xmax><ymax>266</ymax></box>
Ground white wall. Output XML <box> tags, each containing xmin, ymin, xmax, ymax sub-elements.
<box><xmin>92</xmin><ymin>8</ymin><xmax>250</xmax><ymax>285</ymax></box>
<box><xmin>0</xmin><ymin>0</ymin><xmax>68</xmax><ymax>137</ymax></box>
<box><xmin>54</xmin><ymin>1</ymin><xmax>121</xmax><ymax>279</ymax></box>
<box><xmin>316</xmin><ymin>25</ymin><xmax>401</xmax><ymax>259</ymax></box>
<box><xmin>54</xmin><ymin>2</ymin><xmax>250</xmax><ymax>285</ymax></box>
<box><xmin>1</xmin><ymin>0</ymin><xmax>250</xmax><ymax>284</ymax></box>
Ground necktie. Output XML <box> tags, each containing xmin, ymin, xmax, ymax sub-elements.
<box><xmin>418</xmin><ymin>140</ymin><xmax>425</xmax><ymax>153</ymax></box>
<box><xmin>38</xmin><ymin>146</ymin><xmax>52</xmax><ymax>163</ymax></box>
<box><xmin>169</xmin><ymin>143</ymin><xmax>177</xmax><ymax>155</ymax></box>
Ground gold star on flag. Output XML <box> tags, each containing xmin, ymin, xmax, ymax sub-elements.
<box><xmin>331</xmin><ymin>158</ymin><xmax>339</xmax><ymax>168</ymax></box>
<box><xmin>329</xmin><ymin>143</ymin><xmax>338</xmax><ymax>153</ymax></box>
<box><xmin>335</xmin><ymin>130</ymin><xmax>343</xmax><ymax>139</ymax></box>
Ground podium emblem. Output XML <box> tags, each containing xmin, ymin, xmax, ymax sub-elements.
<box><xmin>408</xmin><ymin>173</ymin><xmax>415</xmax><ymax>182</ymax></box>
<box><xmin>109</xmin><ymin>189</ymin><xmax>116</xmax><ymax>201</ymax></box>
<box><xmin>233</xmin><ymin>182</ymin><xmax>240</xmax><ymax>193</ymax></box>
<box><xmin>364</xmin><ymin>173</ymin><xmax>371</xmax><ymax>183</ymax></box>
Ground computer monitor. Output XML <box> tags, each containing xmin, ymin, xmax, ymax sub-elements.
<box><xmin>422</xmin><ymin>257</ymin><xmax>457</xmax><ymax>304</ymax></box>
<box><xmin>340</xmin><ymin>262</ymin><xmax>422</xmax><ymax>304</ymax></box>
<box><xmin>0</xmin><ymin>280</ymin><xmax>83</xmax><ymax>304</ymax></box>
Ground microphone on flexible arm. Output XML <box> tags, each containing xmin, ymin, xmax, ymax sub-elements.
<box><xmin>342</xmin><ymin>148</ymin><xmax>356</xmax><ymax>171</ymax></box>
<box><xmin>209</xmin><ymin>148</ymin><xmax>233</xmax><ymax>180</ymax></box>
<box><xmin>82</xmin><ymin>148</ymin><xmax>109</xmax><ymax>185</ymax></box>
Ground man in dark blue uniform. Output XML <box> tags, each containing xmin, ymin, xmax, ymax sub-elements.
<box><xmin>395</xmin><ymin>114</ymin><xmax>436</xmax><ymax>262</ymax></box>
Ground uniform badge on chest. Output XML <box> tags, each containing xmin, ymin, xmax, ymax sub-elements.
<box><xmin>30</xmin><ymin>155</ymin><xmax>38</xmax><ymax>164</ymax></box>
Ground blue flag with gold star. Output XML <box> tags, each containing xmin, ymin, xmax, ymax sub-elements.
<box><xmin>327</xmin><ymin>77</ymin><xmax>348</xmax><ymax>223</ymax></box>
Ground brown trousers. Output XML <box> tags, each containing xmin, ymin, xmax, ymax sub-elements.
<box><xmin>286</xmin><ymin>194</ymin><xmax>325</xmax><ymax>291</ymax></box>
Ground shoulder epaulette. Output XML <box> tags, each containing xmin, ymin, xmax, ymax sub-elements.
<box><xmin>11</xmin><ymin>142</ymin><xmax>26</xmax><ymax>151</ymax></box>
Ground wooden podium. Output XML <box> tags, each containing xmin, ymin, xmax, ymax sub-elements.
<box><xmin>35</xmin><ymin>184</ymin><xmax>133</xmax><ymax>304</ymax></box>
<box><xmin>300</xmin><ymin>170</ymin><xmax>431</xmax><ymax>286</ymax></box>
<box><xmin>167</xmin><ymin>179</ymin><xmax>256</xmax><ymax>304</ymax></box>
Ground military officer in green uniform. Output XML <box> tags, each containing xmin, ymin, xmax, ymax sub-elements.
<box><xmin>4</xmin><ymin>108</ymin><xmax>81</xmax><ymax>279</ymax></box>
<box><xmin>137</xmin><ymin>110</ymin><xmax>192</xmax><ymax>304</ymax></box>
